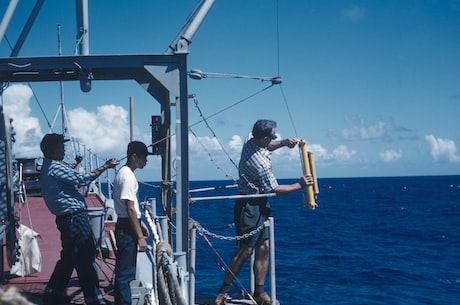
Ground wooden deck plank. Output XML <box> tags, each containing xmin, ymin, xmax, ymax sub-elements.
<box><xmin>2</xmin><ymin>195</ymin><xmax>115</xmax><ymax>305</ymax></box>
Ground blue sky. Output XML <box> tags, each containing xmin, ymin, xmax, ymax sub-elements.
<box><xmin>1</xmin><ymin>0</ymin><xmax>459</xmax><ymax>181</ymax></box>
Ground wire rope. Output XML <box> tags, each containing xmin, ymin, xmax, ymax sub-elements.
<box><xmin>195</xmin><ymin>225</ymin><xmax>255</xmax><ymax>303</ymax></box>
<box><xmin>274</xmin><ymin>0</ymin><xmax>299</xmax><ymax>139</ymax></box>
<box><xmin>189</xmin><ymin>127</ymin><xmax>237</xmax><ymax>183</ymax></box>
<box><xmin>276</xmin><ymin>0</ymin><xmax>281</xmax><ymax>77</ymax></box>
<box><xmin>189</xmin><ymin>84</ymin><xmax>275</xmax><ymax>129</ymax></box>
<box><xmin>2</xmin><ymin>35</ymin><xmax>53</xmax><ymax>129</ymax></box>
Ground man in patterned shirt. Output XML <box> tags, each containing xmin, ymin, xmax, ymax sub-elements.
<box><xmin>215</xmin><ymin>119</ymin><xmax>314</xmax><ymax>305</ymax></box>
<box><xmin>39</xmin><ymin>133</ymin><xmax>118</xmax><ymax>305</ymax></box>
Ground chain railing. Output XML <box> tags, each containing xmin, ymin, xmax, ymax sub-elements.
<box><xmin>193</xmin><ymin>220</ymin><xmax>267</xmax><ymax>242</ymax></box>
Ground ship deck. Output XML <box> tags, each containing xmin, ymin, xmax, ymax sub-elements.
<box><xmin>1</xmin><ymin>193</ymin><xmax>254</xmax><ymax>305</ymax></box>
<box><xmin>1</xmin><ymin>193</ymin><xmax>116</xmax><ymax>305</ymax></box>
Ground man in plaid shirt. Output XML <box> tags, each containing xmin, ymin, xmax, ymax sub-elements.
<box><xmin>215</xmin><ymin>120</ymin><xmax>313</xmax><ymax>305</ymax></box>
<box><xmin>40</xmin><ymin>133</ymin><xmax>118</xmax><ymax>305</ymax></box>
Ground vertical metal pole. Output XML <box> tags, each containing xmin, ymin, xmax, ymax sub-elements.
<box><xmin>149</xmin><ymin>198</ymin><xmax>157</xmax><ymax>218</ymax></box>
<box><xmin>160</xmin><ymin>92</ymin><xmax>172</xmax><ymax>244</ymax></box>
<box><xmin>89</xmin><ymin>150</ymin><xmax>93</xmax><ymax>171</ymax></box>
<box><xmin>174</xmin><ymin>252</ymin><xmax>188</xmax><ymax>303</ymax></box>
<box><xmin>158</xmin><ymin>216</ymin><xmax>169</xmax><ymax>242</ymax></box>
<box><xmin>189</xmin><ymin>227</ymin><xmax>196</xmax><ymax>305</ymax></box>
<box><xmin>107</xmin><ymin>169</ymin><xmax>112</xmax><ymax>200</ymax></box>
<box><xmin>82</xmin><ymin>144</ymin><xmax>87</xmax><ymax>170</ymax></box>
<box><xmin>129</xmin><ymin>96</ymin><xmax>134</xmax><ymax>141</ymax></box>
<box><xmin>175</xmin><ymin>54</ymin><xmax>189</xmax><ymax>255</ymax></box>
<box><xmin>268</xmin><ymin>217</ymin><xmax>277</xmax><ymax>305</ymax></box>
<box><xmin>76</xmin><ymin>0</ymin><xmax>89</xmax><ymax>55</ymax></box>
<box><xmin>95</xmin><ymin>154</ymin><xmax>100</xmax><ymax>195</ymax></box>
<box><xmin>250</xmin><ymin>252</ymin><xmax>255</xmax><ymax>294</ymax></box>
<box><xmin>57</xmin><ymin>24</ymin><xmax>66</xmax><ymax>136</ymax></box>
<box><xmin>175</xmin><ymin>54</ymin><xmax>189</xmax><ymax>305</ymax></box>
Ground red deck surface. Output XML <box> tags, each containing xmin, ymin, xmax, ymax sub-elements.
<box><xmin>2</xmin><ymin>193</ymin><xmax>115</xmax><ymax>305</ymax></box>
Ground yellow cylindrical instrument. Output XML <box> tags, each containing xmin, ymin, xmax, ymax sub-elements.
<box><xmin>297</xmin><ymin>139</ymin><xmax>319</xmax><ymax>210</ymax></box>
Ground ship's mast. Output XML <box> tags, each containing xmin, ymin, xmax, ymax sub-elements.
<box><xmin>57</xmin><ymin>24</ymin><xmax>66</xmax><ymax>136</ymax></box>
<box><xmin>75</xmin><ymin>0</ymin><xmax>89</xmax><ymax>56</ymax></box>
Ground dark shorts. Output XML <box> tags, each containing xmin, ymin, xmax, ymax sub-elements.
<box><xmin>234</xmin><ymin>197</ymin><xmax>270</xmax><ymax>248</ymax></box>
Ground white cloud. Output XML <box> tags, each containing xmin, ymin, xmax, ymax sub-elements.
<box><xmin>328</xmin><ymin>118</ymin><xmax>411</xmax><ymax>142</ymax></box>
<box><xmin>2</xmin><ymin>84</ymin><xmax>143</xmax><ymax>161</ymax></box>
<box><xmin>425</xmin><ymin>135</ymin><xmax>460</xmax><ymax>162</ymax></box>
<box><xmin>228</xmin><ymin>135</ymin><xmax>243</xmax><ymax>152</ymax></box>
<box><xmin>341</xmin><ymin>121</ymin><xmax>388</xmax><ymax>140</ymax></box>
<box><xmin>187</xmin><ymin>133</ymin><xmax>241</xmax><ymax>180</ymax></box>
<box><xmin>67</xmin><ymin>105</ymin><xmax>130</xmax><ymax>157</ymax></box>
<box><xmin>332</xmin><ymin>145</ymin><xmax>357</xmax><ymax>161</ymax></box>
<box><xmin>189</xmin><ymin>134</ymin><xmax>221</xmax><ymax>153</ymax></box>
<box><xmin>2</xmin><ymin>84</ymin><xmax>43</xmax><ymax>157</ymax></box>
<box><xmin>379</xmin><ymin>149</ymin><xmax>403</xmax><ymax>162</ymax></box>
<box><xmin>309</xmin><ymin>143</ymin><xmax>357</xmax><ymax>162</ymax></box>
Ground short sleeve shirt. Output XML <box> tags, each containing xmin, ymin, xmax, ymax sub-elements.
<box><xmin>238</xmin><ymin>139</ymin><xmax>279</xmax><ymax>194</ymax></box>
<box><xmin>113</xmin><ymin>165</ymin><xmax>141</xmax><ymax>218</ymax></box>
<box><xmin>40</xmin><ymin>158</ymin><xmax>92</xmax><ymax>215</ymax></box>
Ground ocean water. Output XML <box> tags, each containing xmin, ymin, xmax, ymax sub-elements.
<box><xmin>138</xmin><ymin>175</ymin><xmax>460</xmax><ymax>305</ymax></box>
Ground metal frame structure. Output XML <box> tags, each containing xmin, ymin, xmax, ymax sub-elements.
<box><xmin>0</xmin><ymin>39</ymin><xmax>191</xmax><ymax>255</ymax></box>
<box><xmin>0</xmin><ymin>1</ymin><xmax>216</xmax><ymax>303</ymax></box>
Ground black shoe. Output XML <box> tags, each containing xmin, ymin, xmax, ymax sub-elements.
<box><xmin>43</xmin><ymin>292</ymin><xmax>71</xmax><ymax>305</ymax></box>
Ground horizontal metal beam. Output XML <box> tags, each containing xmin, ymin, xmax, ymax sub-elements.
<box><xmin>0</xmin><ymin>54</ymin><xmax>182</xmax><ymax>83</ymax></box>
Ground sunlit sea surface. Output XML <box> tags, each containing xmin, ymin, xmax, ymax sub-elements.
<box><xmin>138</xmin><ymin>175</ymin><xmax>460</xmax><ymax>305</ymax></box>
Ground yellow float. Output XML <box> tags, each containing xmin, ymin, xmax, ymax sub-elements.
<box><xmin>296</xmin><ymin>139</ymin><xmax>319</xmax><ymax>210</ymax></box>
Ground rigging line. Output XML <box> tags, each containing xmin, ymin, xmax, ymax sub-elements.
<box><xmin>279</xmin><ymin>84</ymin><xmax>299</xmax><ymax>138</ymax></box>
<box><xmin>191</xmin><ymin>96</ymin><xmax>262</xmax><ymax>193</ymax></box>
<box><xmin>192</xmin><ymin>97</ymin><xmax>239</xmax><ymax>171</ymax></box>
<box><xmin>30</xmin><ymin>84</ymin><xmax>52</xmax><ymax>129</ymax></box>
<box><xmin>189</xmin><ymin>83</ymin><xmax>275</xmax><ymax>128</ymax></box>
<box><xmin>146</xmin><ymin>85</ymin><xmax>278</xmax><ymax>154</ymax></box>
<box><xmin>189</xmin><ymin>127</ymin><xmax>237</xmax><ymax>183</ymax></box>
<box><xmin>56</xmin><ymin>24</ymin><xmax>79</xmax><ymax>160</ymax></box>
<box><xmin>195</xmin><ymin>225</ymin><xmax>254</xmax><ymax>301</ymax></box>
<box><xmin>3</xmin><ymin>35</ymin><xmax>52</xmax><ymax>128</ymax></box>
<box><xmin>61</xmin><ymin>103</ymin><xmax>80</xmax><ymax>159</ymax></box>
<box><xmin>274</xmin><ymin>1</ymin><xmax>300</xmax><ymax>139</ymax></box>
<box><xmin>191</xmin><ymin>95</ymin><xmax>259</xmax><ymax>192</ymax></box>
<box><xmin>276</xmin><ymin>0</ymin><xmax>281</xmax><ymax>76</ymax></box>
<box><xmin>139</xmin><ymin>180</ymin><xmax>161</xmax><ymax>190</ymax></box>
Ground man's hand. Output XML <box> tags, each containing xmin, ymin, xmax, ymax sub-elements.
<box><xmin>75</xmin><ymin>155</ymin><xmax>83</xmax><ymax>164</ymax></box>
<box><xmin>138</xmin><ymin>238</ymin><xmax>147</xmax><ymax>252</ymax></box>
<box><xmin>268</xmin><ymin>137</ymin><xmax>298</xmax><ymax>151</ymax></box>
<box><xmin>104</xmin><ymin>158</ymin><xmax>120</xmax><ymax>169</ymax></box>
<box><xmin>299</xmin><ymin>174</ymin><xmax>314</xmax><ymax>188</ymax></box>
<box><xmin>281</xmin><ymin>138</ymin><xmax>297</xmax><ymax>148</ymax></box>
<box><xmin>140</xmin><ymin>221</ymin><xmax>150</xmax><ymax>237</ymax></box>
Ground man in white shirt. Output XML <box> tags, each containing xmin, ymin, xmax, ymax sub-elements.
<box><xmin>113</xmin><ymin>141</ymin><xmax>150</xmax><ymax>305</ymax></box>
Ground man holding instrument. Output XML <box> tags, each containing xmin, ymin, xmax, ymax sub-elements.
<box><xmin>215</xmin><ymin>119</ymin><xmax>314</xmax><ymax>305</ymax></box>
<box><xmin>39</xmin><ymin>133</ymin><xmax>119</xmax><ymax>305</ymax></box>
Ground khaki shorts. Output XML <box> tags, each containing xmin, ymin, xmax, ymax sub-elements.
<box><xmin>234</xmin><ymin>197</ymin><xmax>270</xmax><ymax>248</ymax></box>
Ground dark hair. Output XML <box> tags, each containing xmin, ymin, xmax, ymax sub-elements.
<box><xmin>252</xmin><ymin>119</ymin><xmax>277</xmax><ymax>139</ymax></box>
<box><xmin>127</xmin><ymin>141</ymin><xmax>149</xmax><ymax>157</ymax></box>
<box><xmin>40</xmin><ymin>133</ymin><xmax>69</xmax><ymax>157</ymax></box>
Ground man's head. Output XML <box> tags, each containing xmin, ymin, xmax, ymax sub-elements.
<box><xmin>40</xmin><ymin>133</ymin><xmax>69</xmax><ymax>160</ymax></box>
<box><xmin>127</xmin><ymin>141</ymin><xmax>150</xmax><ymax>169</ymax></box>
<box><xmin>252</xmin><ymin>119</ymin><xmax>277</xmax><ymax>140</ymax></box>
